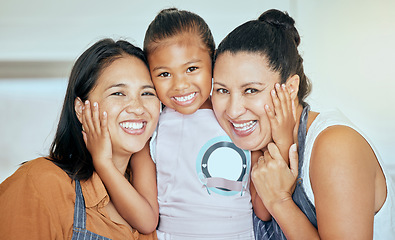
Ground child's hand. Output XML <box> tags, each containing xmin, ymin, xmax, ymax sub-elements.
<box><xmin>81</xmin><ymin>100</ymin><xmax>113</xmax><ymax>170</ymax></box>
<box><xmin>265</xmin><ymin>83</ymin><xmax>296</xmax><ymax>165</ymax></box>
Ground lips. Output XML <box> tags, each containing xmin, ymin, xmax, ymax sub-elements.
<box><xmin>172</xmin><ymin>92</ymin><xmax>197</xmax><ymax>106</ymax></box>
<box><xmin>230</xmin><ymin>120</ymin><xmax>257</xmax><ymax>137</ymax></box>
<box><xmin>119</xmin><ymin>120</ymin><xmax>146</xmax><ymax>134</ymax></box>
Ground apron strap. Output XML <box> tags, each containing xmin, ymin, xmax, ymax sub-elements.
<box><xmin>73</xmin><ymin>180</ymin><xmax>86</xmax><ymax>229</ymax></box>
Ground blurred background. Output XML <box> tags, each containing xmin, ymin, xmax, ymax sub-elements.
<box><xmin>1</xmin><ymin>0</ymin><xmax>394</xmax><ymax>182</ymax></box>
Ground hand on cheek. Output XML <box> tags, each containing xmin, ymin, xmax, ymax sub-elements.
<box><xmin>264</xmin><ymin>83</ymin><xmax>296</xmax><ymax>164</ymax></box>
<box><xmin>81</xmin><ymin>100</ymin><xmax>113</xmax><ymax>170</ymax></box>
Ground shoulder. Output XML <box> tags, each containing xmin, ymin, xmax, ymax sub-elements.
<box><xmin>2</xmin><ymin>157</ymin><xmax>74</xmax><ymax>199</ymax></box>
<box><xmin>313</xmin><ymin>125</ymin><xmax>371</xmax><ymax>159</ymax></box>
<box><xmin>310</xmin><ymin>125</ymin><xmax>377</xmax><ymax>184</ymax></box>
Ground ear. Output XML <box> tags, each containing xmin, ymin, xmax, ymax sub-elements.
<box><xmin>74</xmin><ymin>97</ymin><xmax>84</xmax><ymax>124</ymax></box>
<box><xmin>285</xmin><ymin>74</ymin><xmax>300</xmax><ymax>101</ymax></box>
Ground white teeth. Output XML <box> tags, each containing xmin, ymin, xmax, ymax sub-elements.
<box><xmin>120</xmin><ymin>122</ymin><xmax>144</xmax><ymax>130</ymax></box>
<box><xmin>174</xmin><ymin>93</ymin><xmax>196</xmax><ymax>102</ymax></box>
<box><xmin>232</xmin><ymin>120</ymin><xmax>256</xmax><ymax>131</ymax></box>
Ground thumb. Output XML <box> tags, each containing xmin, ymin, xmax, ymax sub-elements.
<box><xmin>289</xmin><ymin>143</ymin><xmax>299</xmax><ymax>178</ymax></box>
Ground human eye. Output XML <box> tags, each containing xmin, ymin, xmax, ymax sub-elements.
<box><xmin>111</xmin><ymin>92</ymin><xmax>125</xmax><ymax>96</ymax></box>
<box><xmin>158</xmin><ymin>72</ymin><xmax>171</xmax><ymax>77</ymax></box>
<box><xmin>245</xmin><ymin>88</ymin><xmax>260</xmax><ymax>94</ymax></box>
<box><xmin>186</xmin><ymin>66</ymin><xmax>198</xmax><ymax>73</ymax></box>
<box><xmin>142</xmin><ymin>91</ymin><xmax>156</xmax><ymax>97</ymax></box>
<box><xmin>215</xmin><ymin>88</ymin><xmax>229</xmax><ymax>94</ymax></box>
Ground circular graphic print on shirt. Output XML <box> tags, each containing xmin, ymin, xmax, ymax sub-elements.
<box><xmin>196</xmin><ymin>135</ymin><xmax>250</xmax><ymax>196</ymax></box>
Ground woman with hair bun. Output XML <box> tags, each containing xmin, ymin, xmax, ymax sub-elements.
<box><xmin>212</xmin><ymin>9</ymin><xmax>395</xmax><ymax>239</ymax></box>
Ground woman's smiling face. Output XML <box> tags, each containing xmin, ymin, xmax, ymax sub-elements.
<box><xmin>85</xmin><ymin>55</ymin><xmax>160</xmax><ymax>157</ymax></box>
<box><xmin>212</xmin><ymin>52</ymin><xmax>282</xmax><ymax>151</ymax></box>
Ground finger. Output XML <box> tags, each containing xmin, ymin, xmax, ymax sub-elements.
<box><xmin>282</xmin><ymin>84</ymin><xmax>292</xmax><ymax>115</ymax></box>
<box><xmin>92</xmin><ymin>102</ymin><xmax>101</xmax><ymax>134</ymax></box>
<box><xmin>263</xmin><ymin>149</ymin><xmax>273</xmax><ymax>162</ymax></box>
<box><xmin>265</xmin><ymin>104</ymin><xmax>276</xmax><ymax>128</ymax></box>
<box><xmin>83</xmin><ymin>100</ymin><xmax>94</xmax><ymax>133</ymax></box>
<box><xmin>101</xmin><ymin>111</ymin><xmax>109</xmax><ymax>137</ymax></box>
<box><xmin>289</xmin><ymin>143</ymin><xmax>299</xmax><ymax>178</ymax></box>
<box><xmin>81</xmin><ymin>101</ymin><xmax>89</xmax><ymax>133</ymax></box>
<box><xmin>267</xmin><ymin>142</ymin><xmax>283</xmax><ymax>162</ymax></box>
<box><xmin>271</xmin><ymin>84</ymin><xmax>281</xmax><ymax>119</ymax></box>
<box><xmin>276</xmin><ymin>84</ymin><xmax>288</xmax><ymax>116</ymax></box>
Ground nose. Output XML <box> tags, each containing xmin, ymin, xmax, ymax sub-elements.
<box><xmin>125</xmin><ymin>98</ymin><xmax>145</xmax><ymax>115</ymax></box>
<box><xmin>226</xmin><ymin>94</ymin><xmax>246</xmax><ymax>119</ymax></box>
<box><xmin>173</xmin><ymin>74</ymin><xmax>190</xmax><ymax>91</ymax></box>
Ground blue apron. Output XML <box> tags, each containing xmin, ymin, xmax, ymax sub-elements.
<box><xmin>71</xmin><ymin>180</ymin><xmax>112</xmax><ymax>240</ymax></box>
<box><xmin>253</xmin><ymin>105</ymin><xmax>318</xmax><ymax>240</ymax></box>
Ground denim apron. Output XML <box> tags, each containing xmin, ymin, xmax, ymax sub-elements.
<box><xmin>253</xmin><ymin>105</ymin><xmax>317</xmax><ymax>240</ymax></box>
<box><xmin>71</xmin><ymin>180</ymin><xmax>112</xmax><ymax>240</ymax></box>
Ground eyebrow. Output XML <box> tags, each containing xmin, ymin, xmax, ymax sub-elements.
<box><xmin>213</xmin><ymin>81</ymin><xmax>265</xmax><ymax>88</ymax></box>
<box><xmin>142</xmin><ymin>85</ymin><xmax>156</xmax><ymax>90</ymax></box>
<box><xmin>106</xmin><ymin>83</ymin><xmax>155</xmax><ymax>90</ymax></box>
<box><xmin>106</xmin><ymin>83</ymin><xmax>126</xmax><ymax>90</ymax></box>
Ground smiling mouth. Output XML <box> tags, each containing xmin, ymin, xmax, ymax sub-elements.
<box><xmin>120</xmin><ymin>121</ymin><xmax>145</xmax><ymax>130</ymax></box>
<box><xmin>231</xmin><ymin>120</ymin><xmax>257</xmax><ymax>136</ymax></box>
<box><xmin>172</xmin><ymin>92</ymin><xmax>196</xmax><ymax>103</ymax></box>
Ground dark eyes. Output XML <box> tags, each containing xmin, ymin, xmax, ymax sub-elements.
<box><xmin>215</xmin><ymin>88</ymin><xmax>261</xmax><ymax>95</ymax></box>
<box><xmin>158</xmin><ymin>72</ymin><xmax>170</xmax><ymax>77</ymax></box>
<box><xmin>216</xmin><ymin>88</ymin><xmax>229</xmax><ymax>94</ymax></box>
<box><xmin>157</xmin><ymin>67</ymin><xmax>198</xmax><ymax>77</ymax></box>
<box><xmin>111</xmin><ymin>92</ymin><xmax>125</xmax><ymax>96</ymax></box>
<box><xmin>245</xmin><ymin>88</ymin><xmax>259</xmax><ymax>94</ymax></box>
<box><xmin>186</xmin><ymin>66</ymin><xmax>198</xmax><ymax>73</ymax></box>
<box><xmin>142</xmin><ymin>92</ymin><xmax>156</xmax><ymax>97</ymax></box>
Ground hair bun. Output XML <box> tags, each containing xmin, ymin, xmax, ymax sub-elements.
<box><xmin>258</xmin><ymin>9</ymin><xmax>300</xmax><ymax>46</ymax></box>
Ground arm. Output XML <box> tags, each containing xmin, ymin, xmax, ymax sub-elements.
<box><xmin>309</xmin><ymin>126</ymin><xmax>376</xmax><ymax>239</ymax></box>
<box><xmin>82</xmin><ymin>101</ymin><xmax>158</xmax><ymax>234</ymax></box>
<box><xmin>251</xmin><ymin>83</ymin><xmax>296</xmax><ymax>220</ymax></box>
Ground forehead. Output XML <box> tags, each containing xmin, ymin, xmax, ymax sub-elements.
<box><xmin>213</xmin><ymin>51</ymin><xmax>280</xmax><ymax>85</ymax></box>
<box><xmin>148</xmin><ymin>33</ymin><xmax>208</xmax><ymax>58</ymax></box>
<box><xmin>95</xmin><ymin>56</ymin><xmax>152</xmax><ymax>87</ymax></box>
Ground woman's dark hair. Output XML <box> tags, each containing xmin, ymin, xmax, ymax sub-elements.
<box><xmin>143</xmin><ymin>7</ymin><xmax>215</xmax><ymax>61</ymax></box>
<box><xmin>48</xmin><ymin>38</ymin><xmax>148</xmax><ymax>180</ymax></box>
<box><xmin>215</xmin><ymin>9</ymin><xmax>311</xmax><ymax>106</ymax></box>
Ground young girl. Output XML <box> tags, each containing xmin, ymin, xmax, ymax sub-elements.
<box><xmin>87</xmin><ymin>8</ymin><xmax>294</xmax><ymax>240</ymax></box>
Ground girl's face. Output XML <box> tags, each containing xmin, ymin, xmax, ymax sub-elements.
<box><xmin>147</xmin><ymin>34</ymin><xmax>212</xmax><ymax>115</ymax></box>
<box><xmin>84</xmin><ymin>56</ymin><xmax>160</xmax><ymax>157</ymax></box>
<box><xmin>212</xmin><ymin>52</ymin><xmax>281</xmax><ymax>151</ymax></box>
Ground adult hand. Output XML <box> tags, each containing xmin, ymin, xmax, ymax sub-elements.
<box><xmin>251</xmin><ymin>143</ymin><xmax>298</xmax><ymax>213</ymax></box>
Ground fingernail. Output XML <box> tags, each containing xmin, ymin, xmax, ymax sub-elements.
<box><xmin>271</xmin><ymin>89</ymin><xmax>276</xmax><ymax>95</ymax></box>
<box><xmin>93</xmin><ymin>102</ymin><xmax>98</xmax><ymax>107</ymax></box>
<box><xmin>103</xmin><ymin>111</ymin><xmax>107</xmax><ymax>116</ymax></box>
<box><xmin>275</xmin><ymin>83</ymin><xmax>280</xmax><ymax>89</ymax></box>
<box><xmin>282</xmin><ymin>84</ymin><xmax>286</xmax><ymax>89</ymax></box>
<box><xmin>291</xmin><ymin>143</ymin><xmax>297</xmax><ymax>152</ymax></box>
<box><xmin>85</xmin><ymin>100</ymin><xmax>89</xmax><ymax>105</ymax></box>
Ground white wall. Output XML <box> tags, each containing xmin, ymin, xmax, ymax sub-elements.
<box><xmin>1</xmin><ymin>0</ymin><xmax>394</xmax><ymax>182</ymax></box>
